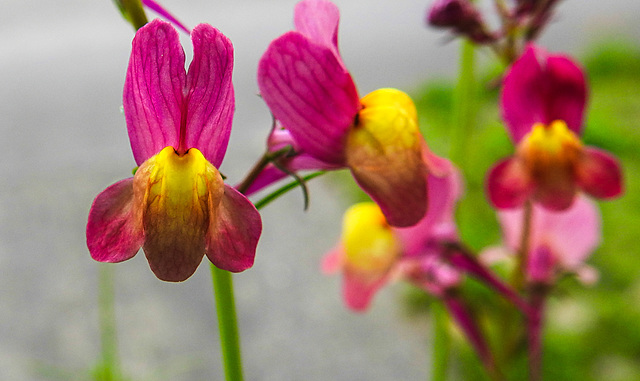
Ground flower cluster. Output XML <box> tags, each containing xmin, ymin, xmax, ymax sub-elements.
<box><xmin>88</xmin><ymin>0</ymin><xmax>626</xmax><ymax>379</ymax></box>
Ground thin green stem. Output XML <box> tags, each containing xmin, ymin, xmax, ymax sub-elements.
<box><xmin>96</xmin><ymin>264</ymin><xmax>121</xmax><ymax>381</ymax></box>
<box><xmin>512</xmin><ymin>200</ymin><xmax>533</xmax><ymax>290</ymax></box>
<box><xmin>235</xmin><ymin>146</ymin><xmax>294</xmax><ymax>195</ymax></box>
<box><xmin>210</xmin><ymin>264</ymin><xmax>244</xmax><ymax>381</ymax></box>
<box><xmin>449</xmin><ymin>38</ymin><xmax>477</xmax><ymax>171</ymax></box>
<box><xmin>432</xmin><ymin>302</ymin><xmax>450</xmax><ymax>381</ymax></box>
<box><xmin>253</xmin><ymin>171</ymin><xmax>325</xmax><ymax>210</ymax></box>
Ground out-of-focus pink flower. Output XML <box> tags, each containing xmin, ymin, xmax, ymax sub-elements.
<box><xmin>322</xmin><ymin>162</ymin><xmax>462</xmax><ymax>311</ymax></box>
<box><xmin>257</xmin><ymin>0</ymin><xmax>442</xmax><ymax>227</ymax></box>
<box><xmin>87</xmin><ymin>20</ymin><xmax>262</xmax><ymax>282</ymax></box>
<box><xmin>496</xmin><ymin>195</ymin><xmax>601</xmax><ymax>285</ymax></box>
<box><xmin>487</xmin><ymin>44</ymin><xmax>623</xmax><ymax>211</ymax></box>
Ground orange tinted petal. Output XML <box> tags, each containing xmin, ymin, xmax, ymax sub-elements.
<box><xmin>346</xmin><ymin>88</ymin><xmax>428</xmax><ymax>227</ymax></box>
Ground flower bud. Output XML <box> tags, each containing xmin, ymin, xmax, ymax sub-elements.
<box><xmin>426</xmin><ymin>0</ymin><xmax>496</xmax><ymax>44</ymax></box>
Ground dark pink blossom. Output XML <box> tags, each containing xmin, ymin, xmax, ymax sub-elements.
<box><xmin>487</xmin><ymin>44</ymin><xmax>623</xmax><ymax>211</ymax></box>
<box><xmin>257</xmin><ymin>0</ymin><xmax>439</xmax><ymax>227</ymax></box>
<box><xmin>87</xmin><ymin>20</ymin><xmax>261</xmax><ymax>282</ymax></box>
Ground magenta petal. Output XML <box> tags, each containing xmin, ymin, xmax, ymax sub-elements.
<box><xmin>342</xmin><ymin>270</ymin><xmax>387</xmax><ymax>312</ymax></box>
<box><xmin>487</xmin><ymin>157</ymin><xmax>534</xmax><ymax>209</ymax></box>
<box><xmin>396</xmin><ymin>165</ymin><xmax>462</xmax><ymax>257</ymax></box>
<box><xmin>124</xmin><ymin>19</ymin><xmax>185</xmax><ymax>165</ymax></box>
<box><xmin>257</xmin><ymin>31</ymin><xmax>360</xmax><ymax>165</ymax></box>
<box><xmin>501</xmin><ymin>44</ymin><xmax>587</xmax><ymax>142</ymax></box>
<box><xmin>576</xmin><ymin>147</ymin><xmax>623</xmax><ymax>200</ymax></box>
<box><xmin>87</xmin><ymin>178</ymin><xmax>143</xmax><ymax>263</ymax></box>
<box><xmin>184</xmin><ymin>24</ymin><xmax>235</xmax><ymax>168</ymax></box>
<box><xmin>294</xmin><ymin>0</ymin><xmax>340</xmax><ymax>55</ymax></box>
<box><xmin>206</xmin><ymin>185</ymin><xmax>262</xmax><ymax>272</ymax></box>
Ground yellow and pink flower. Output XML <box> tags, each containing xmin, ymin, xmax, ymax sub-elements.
<box><xmin>255</xmin><ymin>0</ymin><xmax>444</xmax><ymax>227</ymax></box>
<box><xmin>87</xmin><ymin>20</ymin><xmax>262</xmax><ymax>282</ymax></box>
<box><xmin>487</xmin><ymin>44</ymin><xmax>623</xmax><ymax>211</ymax></box>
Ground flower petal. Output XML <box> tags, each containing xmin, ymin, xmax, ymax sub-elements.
<box><xmin>184</xmin><ymin>24</ymin><xmax>235</xmax><ymax>167</ymax></box>
<box><xmin>321</xmin><ymin>245</ymin><xmax>344</xmax><ymax>274</ymax></box>
<box><xmin>501</xmin><ymin>44</ymin><xmax>586</xmax><ymax>142</ymax></box>
<box><xmin>136</xmin><ymin>147</ymin><xmax>222</xmax><ymax>282</ymax></box>
<box><xmin>497</xmin><ymin>195</ymin><xmax>601</xmax><ymax>270</ymax></box>
<box><xmin>87</xmin><ymin>178</ymin><xmax>144</xmax><ymax>263</ymax></box>
<box><xmin>124</xmin><ymin>19</ymin><xmax>185</xmax><ymax>165</ymax></box>
<box><xmin>346</xmin><ymin>89</ymin><xmax>428</xmax><ymax>227</ymax></box>
<box><xmin>294</xmin><ymin>0</ymin><xmax>340</xmax><ymax>55</ymax></box>
<box><xmin>395</xmin><ymin>164</ymin><xmax>462</xmax><ymax>257</ymax></box>
<box><xmin>576</xmin><ymin>147</ymin><xmax>623</xmax><ymax>200</ymax></box>
<box><xmin>342</xmin><ymin>269</ymin><xmax>388</xmax><ymax>312</ymax></box>
<box><xmin>486</xmin><ymin>157</ymin><xmax>534</xmax><ymax>209</ymax></box>
<box><xmin>258</xmin><ymin>31</ymin><xmax>360</xmax><ymax>164</ymax></box>
<box><xmin>205</xmin><ymin>185</ymin><xmax>262</xmax><ymax>272</ymax></box>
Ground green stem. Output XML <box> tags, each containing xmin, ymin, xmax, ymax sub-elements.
<box><xmin>449</xmin><ymin>38</ymin><xmax>477</xmax><ymax>171</ymax></box>
<box><xmin>97</xmin><ymin>264</ymin><xmax>121</xmax><ymax>380</ymax></box>
<box><xmin>512</xmin><ymin>200</ymin><xmax>533</xmax><ymax>291</ymax></box>
<box><xmin>432</xmin><ymin>302</ymin><xmax>450</xmax><ymax>381</ymax></box>
<box><xmin>210</xmin><ymin>265</ymin><xmax>244</xmax><ymax>381</ymax></box>
<box><xmin>114</xmin><ymin>0</ymin><xmax>148</xmax><ymax>30</ymax></box>
<box><xmin>253</xmin><ymin>171</ymin><xmax>325</xmax><ymax>210</ymax></box>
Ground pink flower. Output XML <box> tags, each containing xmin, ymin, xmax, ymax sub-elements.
<box><xmin>496</xmin><ymin>195</ymin><xmax>601</xmax><ymax>285</ymax></box>
<box><xmin>322</xmin><ymin>162</ymin><xmax>462</xmax><ymax>311</ymax></box>
<box><xmin>257</xmin><ymin>0</ymin><xmax>440</xmax><ymax>227</ymax></box>
<box><xmin>86</xmin><ymin>20</ymin><xmax>262</xmax><ymax>282</ymax></box>
<box><xmin>487</xmin><ymin>44</ymin><xmax>623</xmax><ymax>211</ymax></box>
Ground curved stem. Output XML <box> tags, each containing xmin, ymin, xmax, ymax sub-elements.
<box><xmin>253</xmin><ymin>171</ymin><xmax>325</xmax><ymax>210</ymax></box>
<box><xmin>117</xmin><ymin>0</ymin><xmax>148</xmax><ymax>30</ymax></box>
<box><xmin>527</xmin><ymin>289</ymin><xmax>546</xmax><ymax>381</ymax></box>
<box><xmin>211</xmin><ymin>265</ymin><xmax>244</xmax><ymax>381</ymax></box>
<box><xmin>235</xmin><ymin>146</ymin><xmax>294</xmax><ymax>195</ymax></box>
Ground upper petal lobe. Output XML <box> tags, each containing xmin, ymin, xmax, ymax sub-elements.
<box><xmin>124</xmin><ymin>19</ymin><xmax>186</xmax><ymax>165</ymax></box>
<box><xmin>185</xmin><ymin>24</ymin><xmax>235</xmax><ymax>167</ymax></box>
<box><xmin>258</xmin><ymin>31</ymin><xmax>360</xmax><ymax>164</ymax></box>
<box><xmin>501</xmin><ymin>44</ymin><xmax>586</xmax><ymax>142</ymax></box>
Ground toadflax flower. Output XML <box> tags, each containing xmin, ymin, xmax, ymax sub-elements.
<box><xmin>257</xmin><ymin>0</ymin><xmax>443</xmax><ymax>227</ymax></box>
<box><xmin>87</xmin><ymin>20</ymin><xmax>262</xmax><ymax>282</ymax></box>
<box><xmin>495</xmin><ymin>195</ymin><xmax>601</xmax><ymax>285</ymax></box>
<box><xmin>322</xmin><ymin>162</ymin><xmax>461</xmax><ymax>311</ymax></box>
<box><xmin>487</xmin><ymin>44</ymin><xmax>623</xmax><ymax>211</ymax></box>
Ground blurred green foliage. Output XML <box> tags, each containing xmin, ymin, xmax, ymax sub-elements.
<box><xmin>408</xmin><ymin>39</ymin><xmax>640</xmax><ymax>380</ymax></box>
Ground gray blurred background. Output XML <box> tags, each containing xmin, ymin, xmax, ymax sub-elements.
<box><xmin>1</xmin><ymin>1</ymin><xmax>638</xmax><ymax>380</ymax></box>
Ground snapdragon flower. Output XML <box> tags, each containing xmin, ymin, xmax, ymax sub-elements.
<box><xmin>487</xmin><ymin>44</ymin><xmax>623</xmax><ymax>211</ymax></box>
<box><xmin>257</xmin><ymin>0</ymin><xmax>443</xmax><ymax>227</ymax></box>
<box><xmin>322</xmin><ymin>162</ymin><xmax>461</xmax><ymax>311</ymax></box>
<box><xmin>87</xmin><ymin>20</ymin><xmax>262</xmax><ymax>282</ymax></box>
